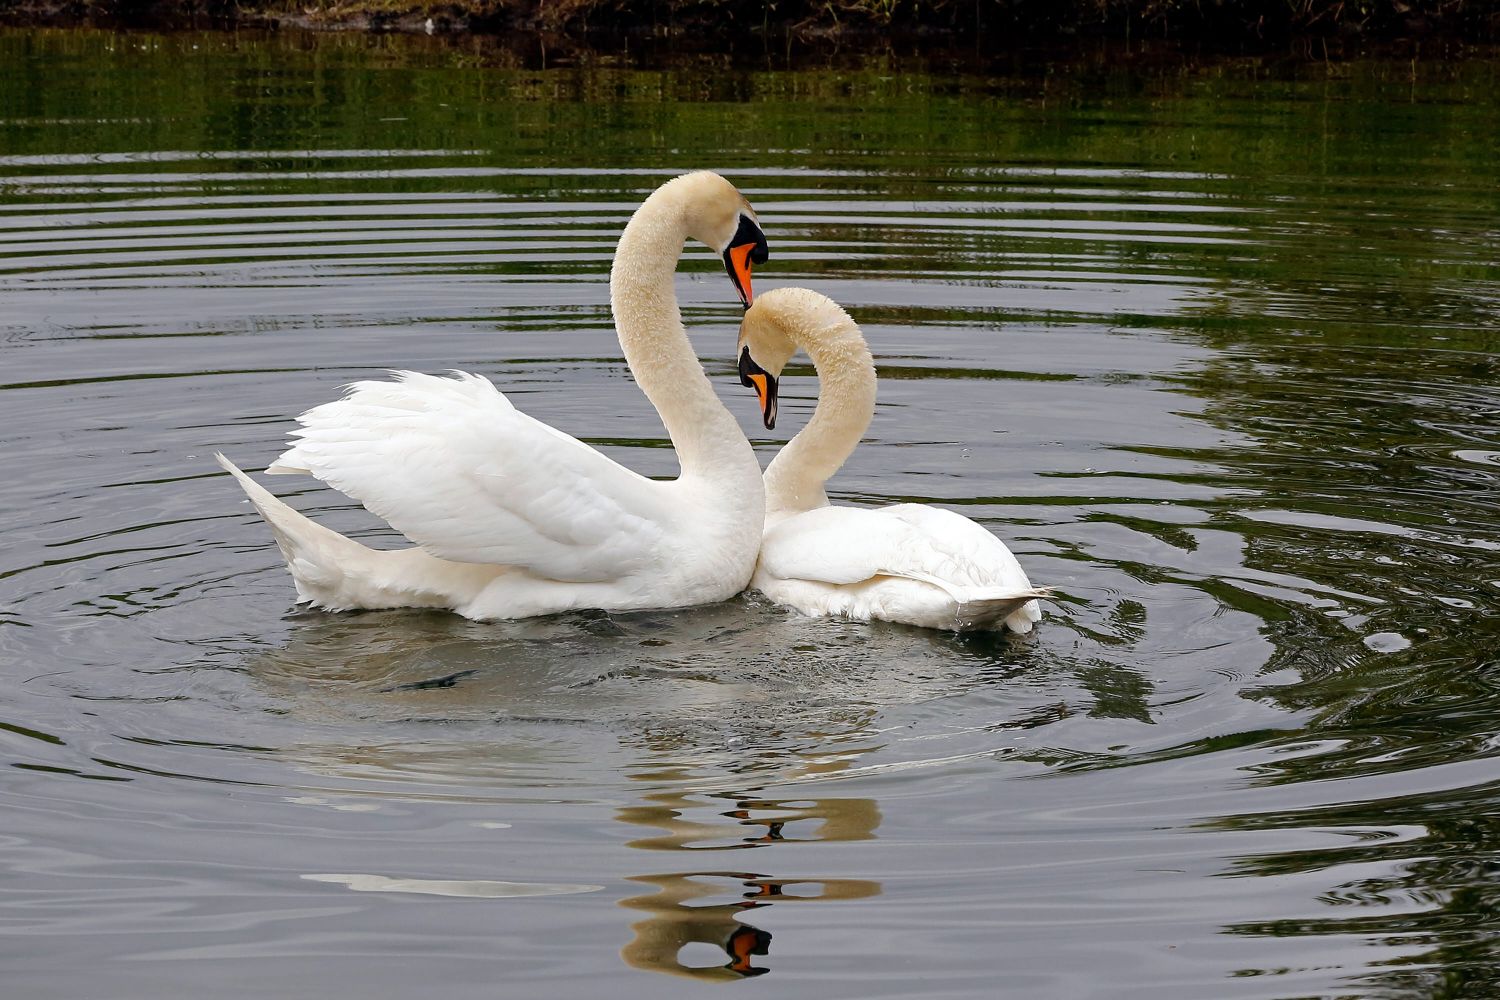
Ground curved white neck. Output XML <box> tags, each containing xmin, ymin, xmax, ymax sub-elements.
<box><xmin>609</xmin><ymin>191</ymin><xmax>753</xmax><ymax>483</ymax></box>
<box><xmin>764</xmin><ymin>315</ymin><xmax>876</xmax><ymax>514</ymax></box>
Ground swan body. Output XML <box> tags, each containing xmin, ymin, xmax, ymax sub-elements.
<box><xmin>736</xmin><ymin>287</ymin><xmax>1046</xmax><ymax>632</ymax></box>
<box><xmin>219</xmin><ymin>171</ymin><xmax>770</xmax><ymax>620</ymax></box>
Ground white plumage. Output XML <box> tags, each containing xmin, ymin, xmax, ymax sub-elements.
<box><xmin>217</xmin><ymin>171</ymin><xmax>770</xmax><ymax>621</ymax></box>
<box><xmin>266</xmin><ymin>370</ymin><xmax>668</xmax><ymax>583</ymax></box>
<box><xmin>737</xmin><ymin>287</ymin><xmax>1047</xmax><ymax>633</ymax></box>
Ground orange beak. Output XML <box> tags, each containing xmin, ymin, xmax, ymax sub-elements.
<box><xmin>727</xmin><ymin>243</ymin><xmax>755</xmax><ymax>307</ymax></box>
<box><xmin>722</xmin><ymin>215</ymin><xmax>768</xmax><ymax>309</ymax></box>
<box><xmin>747</xmin><ymin>371</ymin><xmax>769</xmax><ymax>412</ymax></box>
<box><xmin>737</xmin><ymin>347</ymin><xmax>778</xmax><ymax>430</ymax></box>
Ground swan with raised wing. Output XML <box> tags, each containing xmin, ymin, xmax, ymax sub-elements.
<box><xmin>217</xmin><ymin>171</ymin><xmax>770</xmax><ymax>621</ymax></box>
<box><xmin>735</xmin><ymin>286</ymin><xmax>1046</xmax><ymax>632</ymax></box>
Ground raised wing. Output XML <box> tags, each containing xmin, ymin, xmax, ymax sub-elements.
<box><xmin>759</xmin><ymin>503</ymin><xmax>1033</xmax><ymax>594</ymax></box>
<box><xmin>267</xmin><ymin>371</ymin><xmax>670</xmax><ymax>582</ymax></box>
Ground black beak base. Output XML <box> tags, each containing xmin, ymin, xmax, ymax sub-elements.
<box><xmin>738</xmin><ymin>346</ymin><xmax>779</xmax><ymax>431</ymax></box>
<box><xmin>735</xmin><ymin>215</ymin><xmax>770</xmax><ymax>265</ymax></box>
<box><xmin>723</xmin><ymin>215</ymin><xmax>770</xmax><ymax>309</ymax></box>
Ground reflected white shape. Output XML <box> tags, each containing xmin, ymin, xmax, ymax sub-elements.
<box><xmin>284</xmin><ymin>795</ymin><xmax>381</xmax><ymax>812</ymax></box>
<box><xmin>1362</xmin><ymin>632</ymin><xmax>1412</xmax><ymax>654</ymax></box>
<box><xmin>302</xmin><ymin>873</ymin><xmax>602</xmax><ymax>898</ymax></box>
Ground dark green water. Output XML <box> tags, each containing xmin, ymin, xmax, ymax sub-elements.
<box><xmin>1</xmin><ymin>28</ymin><xmax>1498</xmax><ymax>997</ymax></box>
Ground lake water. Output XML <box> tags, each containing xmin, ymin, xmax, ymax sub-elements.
<box><xmin>2</xmin><ymin>28</ymin><xmax>1498</xmax><ymax>997</ymax></box>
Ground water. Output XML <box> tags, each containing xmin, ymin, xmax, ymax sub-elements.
<box><xmin>2</xmin><ymin>28</ymin><xmax>1499</xmax><ymax>997</ymax></box>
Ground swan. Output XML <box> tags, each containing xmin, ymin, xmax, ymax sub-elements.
<box><xmin>216</xmin><ymin>170</ymin><xmax>771</xmax><ymax>621</ymax></box>
<box><xmin>735</xmin><ymin>287</ymin><xmax>1047</xmax><ymax>633</ymax></box>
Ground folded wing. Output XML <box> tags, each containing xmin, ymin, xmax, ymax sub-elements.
<box><xmin>760</xmin><ymin>503</ymin><xmax>1034</xmax><ymax>595</ymax></box>
<box><xmin>268</xmin><ymin>371</ymin><xmax>669</xmax><ymax>583</ymax></box>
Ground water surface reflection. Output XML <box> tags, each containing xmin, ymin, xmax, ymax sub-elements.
<box><xmin>242</xmin><ymin>609</ymin><xmax>903</xmax><ymax>980</ymax></box>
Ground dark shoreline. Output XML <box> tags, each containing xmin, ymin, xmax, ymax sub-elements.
<box><xmin>2</xmin><ymin>0</ymin><xmax>1496</xmax><ymax>51</ymax></box>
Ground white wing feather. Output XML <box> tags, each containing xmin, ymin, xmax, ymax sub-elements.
<box><xmin>267</xmin><ymin>371</ymin><xmax>670</xmax><ymax>582</ymax></box>
<box><xmin>760</xmin><ymin>503</ymin><xmax>1034</xmax><ymax>595</ymax></box>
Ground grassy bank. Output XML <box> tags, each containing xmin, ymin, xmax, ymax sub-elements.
<box><xmin>2</xmin><ymin>0</ymin><xmax>1495</xmax><ymax>44</ymax></box>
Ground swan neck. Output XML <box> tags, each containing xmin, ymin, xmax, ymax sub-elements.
<box><xmin>609</xmin><ymin>192</ymin><xmax>749</xmax><ymax>478</ymax></box>
<box><xmin>764</xmin><ymin>317</ymin><xmax>876</xmax><ymax>514</ymax></box>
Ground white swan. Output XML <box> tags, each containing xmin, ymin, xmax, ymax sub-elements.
<box><xmin>217</xmin><ymin>170</ymin><xmax>771</xmax><ymax>621</ymax></box>
<box><xmin>735</xmin><ymin>287</ymin><xmax>1047</xmax><ymax>633</ymax></box>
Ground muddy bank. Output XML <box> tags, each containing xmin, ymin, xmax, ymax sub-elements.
<box><xmin>2</xmin><ymin>0</ymin><xmax>1496</xmax><ymax>46</ymax></box>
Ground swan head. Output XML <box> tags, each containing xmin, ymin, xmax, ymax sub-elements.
<box><xmin>664</xmin><ymin>171</ymin><xmax>769</xmax><ymax>308</ymax></box>
<box><xmin>738</xmin><ymin>287</ymin><xmax>863</xmax><ymax>431</ymax></box>
<box><xmin>736</xmin><ymin>291</ymin><xmax>797</xmax><ymax>430</ymax></box>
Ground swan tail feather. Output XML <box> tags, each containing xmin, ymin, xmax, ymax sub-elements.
<box><xmin>952</xmin><ymin>586</ymin><xmax>1051</xmax><ymax>633</ymax></box>
<box><xmin>216</xmin><ymin>452</ymin><xmax>380</xmax><ymax>607</ymax></box>
<box><xmin>217</xmin><ymin>453</ymin><xmax>499</xmax><ymax>613</ymax></box>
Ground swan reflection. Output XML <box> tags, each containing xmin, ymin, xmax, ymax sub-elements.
<box><xmin>619</xmin><ymin>871</ymin><xmax>880</xmax><ymax>980</ymax></box>
<box><xmin>615</xmin><ymin>786</ymin><xmax>881</xmax><ymax>978</ymax></box>
<box><xmin>619</xmin><ymin>787</ymin><xmax>881</xmax><ymax>852</ymax></box>
<box><xmin>238</xmin><ymin>608</ymin><xmax>1007</xmax><ymax>982</ymax></box>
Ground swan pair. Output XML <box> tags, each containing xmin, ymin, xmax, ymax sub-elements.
<box><xmin>219</xmin><ymin>172</ymin><xmax>1044</xmax><ymax>633</ymax></box>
